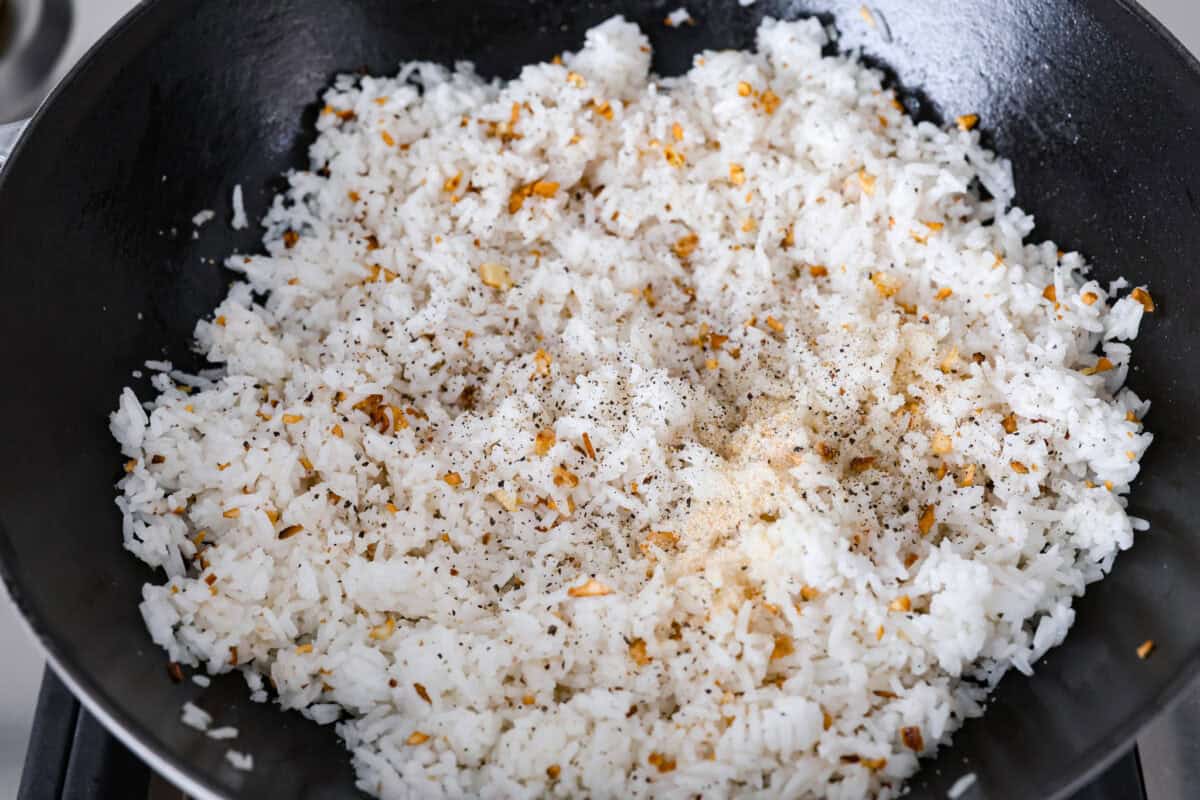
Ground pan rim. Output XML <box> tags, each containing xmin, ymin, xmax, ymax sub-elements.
<box><xmin>1</xmin><ymin>1</ymin><xmax>1199</xmax><ymax>798</ymax></box>
<box><xmin>0</xmin><ymin>1</ymin><xmax>237</xmax><ymax>795</ymax></box>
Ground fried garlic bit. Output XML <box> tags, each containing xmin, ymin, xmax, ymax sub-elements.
<box><xmin>1080</xmin><ymin>357</ymin><xmax>1114</xmax><ymax>376</ymax></box>
<box><xmin>479</xmin><ymin>262</ymin><xmax>513</xmax><ymax>291</ymax></box>
<box><xmin>534</xmin><ymin>429</ymin><xmax>556</xmax><ymax>456</ymax></box>
<box><xmin>567</xmin><ymin>577</ymin><xmax>613</xmax><ymax>598</ymax></box>
<box><xmin>918</xmin><ymin>505</ymin><xmax>935</xmax><ymax>536</ymax></box>
<box><xmin>958</xmin><ymin>464</ymin><xmax>977</xmax><ymax>487</ymax></box>
<box><xmin>552</xmin><ymin>464</ymin><xmax>579</xmax><ymax>488</ymax></box>
<box><xmin>278</xmin><ymin>524</ymin><xmax>304</xmax><ymax>540</ymax></box>
<box><xmin>849</xmin><ymin>456</ymin><xmax>876</xmax><ymax>473</ymax></box>
<box><xmin>756</xmin><ymin>88</ymin><xmax>781</xmax><ymax>115</ymax></box>
<box><xmin>770</xmin><ymin>634</ymin><xmax>794</xmax><ymax>661</ymax></box>
<box><xmin>901</xmin><ymin>726</ymin><xmax>925</xmax><ymax>751</ymax></box>
<box><xmin>640</xmin><ymin>530</ymin><xmax>679</xmax><ymax>556</ymax></box>
<box><xmin>533</xmin><ymin>348</ymin><xmax>552</xmax><ymax>377</ymax></box>
<box><xmin>647</xmin><ymin>752</ymin><xmax>676</xmax><ymax>773</ymax></box>
<box><xmin>857</xmin><ymin>168</ymin><xmax>877</xmax><ymax>196</ymax></box>
<box><xmin>508</xmin><ymin>180</ymin><xmax>559</xmax><ymax>213</ymax></box>
<box><xmin>1131</xmin><ymin>287</ymin><xmax>1155</xmax><ymax>312</ymax></box>
<box><xmin>938</xmin><ymin>347</ymin><xmax>960</xmax><ymax>374</ymax></box>
<box><xmin>491</xmin><ymin>490</ymin><xmax>519</xmax><ymax>512</ymax></box>
<box><xmin>956</xmin><ymin>113</ymin><xmax>979</xmax><ymax>131</ymax></box>
<box><xmin>673</xmin><ymin>232</ymin><xmax>699</xmax><ymax>259</ymax></box>
<box><xmin>369</xmin><ymin>616</ymin><xmax>395</xmax><ymax>640</ymax></box>
<box><xmin>870</xmin><ymin>271</ymin><xmax>899</xmax><ymax>297</ymax></box>
<box><xmin>930</xmin><ymin>432</ymin><xmax>953</xmax><ymax>455</ymax></box>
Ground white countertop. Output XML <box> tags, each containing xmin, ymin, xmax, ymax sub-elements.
<box><xmin>1</xmin><ymin>0</ymin><xmax>1198</xmax><ymax>796</ymax></box>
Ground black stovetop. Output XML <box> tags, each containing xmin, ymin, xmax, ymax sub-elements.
<box><xmin>17</xmin><ymin>669</ymin><xmax>1147</xmax><ymax>800</ymax></box>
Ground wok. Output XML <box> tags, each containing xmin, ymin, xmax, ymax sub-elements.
<box><xmin>1</xmin><ymin>1</ymin><xmax>1199</xmax><ymax>798</ymax></box>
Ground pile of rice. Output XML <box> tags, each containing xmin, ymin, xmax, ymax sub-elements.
<box><xmin>111</xmin><ymin>16</ymin><xmax>1153</xmax><ymax>799</ymax></box>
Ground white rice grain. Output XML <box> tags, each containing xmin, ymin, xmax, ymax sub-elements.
<box><xmin>947</xmin><ymin>772</ymin><xmax>978</xmax><ymax>799</ymax></box>
<box><xmin>665</xmin><ymin>7</ymin><xmax>692</xmax><ymax>26</ymax></box>
<box><xmin>180</xmin><ymin>702</ymin><xmax>212</xmax><ymax>732</ymax></box>
<box><xmin>231</xmin><ymin>184</ymin><xmax>248</xmax><ymax>230</ymax></box>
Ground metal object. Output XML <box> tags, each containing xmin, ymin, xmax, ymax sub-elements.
<box><xmin>0</xmin><ymin>0</ymin><xmax>72</xmax><ymax>123</ymax></box>
<box><xmin>1138</xmin><ymin>689</ymin><xmax>1200</xmax><ymax>800</ymax></box>
<box><xmin>18</xmin><ymin>669</ymin><xmax>157</xmax><ymax>800</ymax></box>
<box><xmin>0</xmin><ymin>118</ymin><xmax>27</xmax><ymax>167</ymax></box>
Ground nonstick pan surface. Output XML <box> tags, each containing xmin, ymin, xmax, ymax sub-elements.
<box><xmin>2</xmin><ymin>1</ymin><xmax>1200</xmax><ymax>798</ymax></box>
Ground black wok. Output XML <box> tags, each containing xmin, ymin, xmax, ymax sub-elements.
<box><xmin>1</xmin><ymin>1</ymin><xmax>1199</xmax><ymax>798</ymax></box>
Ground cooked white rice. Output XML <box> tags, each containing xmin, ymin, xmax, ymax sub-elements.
<box><xmin>225</xmin><ymin>749</ymin><xmax>254</xmax><ymax>771</ymax></box>
<box><xmin>111</xmin><ymin>16</ymin><xmax>1152</xmax><ymax>799</ymax></box>
<box><xmin>665</xmin><ymin>7</ymin><xmax>693</xmax><ymax>27</ymax></box>
<box><xmin>180</xmin><ymin>701</ymin><xmax>212</xmax><ymax>732</ymax></box>
<box><xmin>231</xmin><ymin>184</ymin><xmax>248</xmax><ymax>230</ymax></box>
<box><xmin>946</xmin><ymin>772</ymin><xmax>977</xmax><ymax>799</ymax></box>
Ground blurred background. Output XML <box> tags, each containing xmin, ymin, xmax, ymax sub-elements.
<box><xmin>1</xmin><ymin>0</ymin><xmax>1198</xmax><ymax>796</ymax></box>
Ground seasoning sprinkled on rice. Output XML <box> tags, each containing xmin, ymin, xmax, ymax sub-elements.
<box><xmin>111</xmin><ymin>15</ymin><xmax>1152</xmax><ymax>800</ymax></box>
